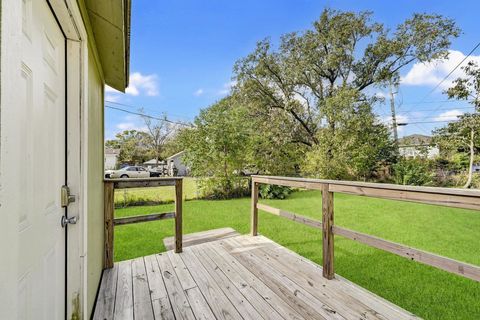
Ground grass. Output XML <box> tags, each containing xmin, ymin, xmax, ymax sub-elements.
<box><xmin>114</xmin><ymin>190</ymin><xmax>480</xmax><ymax>319</ymax></box>
<box><xmin>114</xmin><ymin>177</ymin><xmax>200</xmax><ymax>207</ymax></box>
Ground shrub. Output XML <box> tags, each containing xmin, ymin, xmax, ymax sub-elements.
<box><xmin>259</xmin><ymin>184</ymin><xmax>292</xmax><ymax>199</ymax></box>
<box><xmin>392</xmin><ymin>158</ymin><xmax>434</xmax><ymax>186</ymax></box>
<box><xmin>198</xmin><ymin>177</ymin><xmax>250</xmax><ymax>199</ymax></box>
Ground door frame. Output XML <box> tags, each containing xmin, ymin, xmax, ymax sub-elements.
<box><xmin>47</xmin><ymin>0</ymin><xmax>97</xmax><ymax>318</ymax></box>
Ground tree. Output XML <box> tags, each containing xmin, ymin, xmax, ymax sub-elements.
<box><xmin>140</xmin><ymin>110</ymin><xmax>178</xmax><ymax>166</ymax></box>
<box><xmin>179</xmin><ymin>97</ymin><xmax>251</xmax><ymax>198</ymax></box>
<box><xmin>105</xmin><ymin>130</ymin><xmax>151</xmax><ymax>165</ymax></box>
<box><xmin>435</xmin><ymin>61</ymin><xmax>480</xmax><ymax>188</ymax></box>
<box><xmin>234</xmin><ymin>9</ymin><xmax>459</xmax><ymax>179</ymax></box>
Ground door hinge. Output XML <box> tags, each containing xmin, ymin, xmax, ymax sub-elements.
<box><xmin>61</xmin><ymin>185</ymin><xmax>76</xmax><ymax>208</ymax></box>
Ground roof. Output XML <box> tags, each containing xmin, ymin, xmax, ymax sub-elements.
<box><xmin>83</xmin><ymin>0</ymin><xmax>131</xmax><ymax>91</ymax></box>
<box><xmin>166</xmin><ymin>151</ymin><xmax>186</xmax><ymax>160</ymax></box>
<box><xmin>105</xmin><ymin>148</ymin><xmax>120</xmax><ymax>155</ymax></box>
<box><xmin>144</xmin><ymin>159</ymin><xmax>166</xmax><ymax>165</ymax></box>
<box><xmin>398</xmin><ymin>134</ymin><xmax>433</xmax><ymax>147</ymax></box>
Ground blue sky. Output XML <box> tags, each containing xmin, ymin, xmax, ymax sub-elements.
<box><xmin>105</xmin><ymin>0</ymin><xmax>480</xmax><ymax>140</ymax></box>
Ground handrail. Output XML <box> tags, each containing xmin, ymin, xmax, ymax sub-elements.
<box><xmin>251</xmin><ymin>175</ymin><xmax>480</xmax><ymax>282</ymax></box>
<box><xmin>103</xmin><ymin>177</ymin><xmax>183</xmax><ymax>269</ymax></box>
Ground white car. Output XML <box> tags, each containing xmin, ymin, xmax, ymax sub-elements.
<box><xmin>106</xmin><ymin>166</ymin><xmax>150</xmax><ymax>179</ymax></box>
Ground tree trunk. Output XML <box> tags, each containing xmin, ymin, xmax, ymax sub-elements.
<box><xmin>464</xmin><ymin>128</ymin><xmax>475</xmax><ymax>189</ymax></box>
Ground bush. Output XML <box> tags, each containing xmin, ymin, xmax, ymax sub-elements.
<box><xmin>392</xmin><ymin>158</ymin><xmax>434</xmax><ymax>186</ymax></box>
<box><xmin>259</xmin><ymin>184</ymin><xmax>292</xmax><ymax>199</ymax></box>
<box><xmin>198</xmin><ymin>176</ymin><xmax>250</xmax><ymax>199</ymax></box>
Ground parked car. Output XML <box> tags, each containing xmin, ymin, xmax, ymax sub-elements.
<box><xmin>106</xmin><ymin>166</ymin><xmax>150</xmax><ymax>179</ymax></box>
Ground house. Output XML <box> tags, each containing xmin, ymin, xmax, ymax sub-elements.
<box><xmin>398</xmin><ymin>134</ymin><xmax>439</xmax><ymax>159</ymax></box>
<box><xmin>166</xmin><ymin>150</ymin><xmax>189</xmax><ymax>176</ymax></box>
<box><xmin>1</xmin><ymin>1</ymin><xmax>130</xmax><ymax>319</ymax></box>
<box><xmin>143</xmin><ymin>158</ymin><xmax>166</xmax><ymax>170</ymax></box>
<box><xmin>104</xmin><ymin>148</ymin><xmax>120</xmax><ymax>170</ymax></box>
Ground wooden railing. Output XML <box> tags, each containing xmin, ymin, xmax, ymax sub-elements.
<box><xmin>251</xmin><ymin>175</ymin><xmax>480</xmax><ymax>282</ymax></box>
<box><xmin>103</xmin><ymin>177</ymin><xmax>183</xmax><ymax>269</ymax></box>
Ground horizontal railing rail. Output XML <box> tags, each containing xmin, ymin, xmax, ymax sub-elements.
<box><xmin>251</xmin><ymin>175</ymin><xmax>480</xmax><ymax>282</ymax></box>
<box><xmin>103</xmin><ymin>177</ymin><xmax>183</xmax><ymax>269</ymax></box>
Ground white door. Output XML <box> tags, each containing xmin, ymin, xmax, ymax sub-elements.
<box><xmin>17</xmin><ymin>0</ymin><xmax>67</xmax><ymax>319</ymax></box>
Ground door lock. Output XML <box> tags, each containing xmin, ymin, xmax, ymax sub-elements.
<box><xmin>61</xmin><ymin>185</ymin><xmax>76</xmax><ymax>208</ymax></box>
<box><xmin>61</xmin><ymin>215</ymin><xmax>78</xmax><ymax>228</ymax></box>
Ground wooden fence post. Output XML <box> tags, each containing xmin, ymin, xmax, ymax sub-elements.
<box><xmin>174</xmin><ymin>179</ymin><xmax>183</xmax><ymax>253</ymax></box>
<box><xmin>104</xmin><ymin>181</ymin><xmax>114</xmax><ymax>269</ymax></box>
<box><xmin>251</xmin><ymin>179</ymin><xmax>259</xmax><ymax>236</ymax></box>
<box><xmin>322</xmin><ymin>184</ymin><xmax>334</xmax><ymax>279</ymax></box>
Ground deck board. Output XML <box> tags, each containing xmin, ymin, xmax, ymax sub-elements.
<box><xmin>94</xmin><ymin>234</ymin><xmax>420</xmax><ymax>319</ymax></box>
<box><xmin>163</xmin><ymin>227</ymin><xmax>240</xmax><ymax>250</ymax></box>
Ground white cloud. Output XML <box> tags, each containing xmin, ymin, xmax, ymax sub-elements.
<box><xmin>218</xmin><ymin>81</ymin><xmax>237</xmax><ymax>95</ymax></box>
<box><xmin>193</xmin><ymin>88</ymin><xmax>204</xmax><ymax>96</ymax></box>
<box><xmin>105</xmin><ymin>94</ymin><xmax>121</xmax><ymax>102</ymax></box>
<box><xmin>104</xmin><ymin>72</ymin><xmax>159</xmax><ymax>97</ymax></box>
<box><xmin>433</xmin><ymin>109</ymin><xmax>464</xmax><ymax>121</ymax></box>
<box><xmin>401</xmin><ymin>50</ymin><xmax>480</xmax><ymax>90</ymax></box>
<box><xmin>381</xmin><ymin>114</ymin><xmax>409</xmax><ymax>133</ymax></box>
<box><xmin>116</xmin><ymin>122</ymin><xmax>148</xmax><ymax>132</ymax></box>
<box><xmin>127</xmin><ymin>72</ymin><xmax>159</xmax><ymax>96</ymax></box>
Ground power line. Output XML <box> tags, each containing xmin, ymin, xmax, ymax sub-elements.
<box><xmin>105</xmin><ymin>105</ymin><xmax>194</xmax><ymax>127</ymax></box>
<box><xmin>105</xmin><ymin>100</ymin><xmax>194</xmax><ymax>122</ymax></box>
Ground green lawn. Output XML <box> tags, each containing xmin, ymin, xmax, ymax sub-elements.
<box><xmin>114</xmin><ymin>177</ymin><xmax>200</xmax><ymax>207</ymax></box>
<box><xmin>114</xmin><ymin>190</ymin><xmax>480</xmax><ymax>319</ymax></box>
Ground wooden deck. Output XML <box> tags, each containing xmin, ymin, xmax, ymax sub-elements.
<box><xmin>93</xmin><ymin>235</ymin><xmax>419</xmax><ymax>320</ymax></box>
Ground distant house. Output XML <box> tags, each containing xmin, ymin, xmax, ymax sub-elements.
<box><xmin>167</xmin><ymin>151</ymin><xmax>189</xmax><ymax>176</ymax></box>
<box><xmin>473</xmin><ymin>163</ymin><xmax>480</xmax><ymax>173</ymax></box>
<box><xmin>143</xmin><ymin>158</ymin><xmax>166</xmax><ymax>169</ymax></box>
<box><xmin>398</xmin><ymin>134</ymin><xmax>439</xmax><ymax>159</ymax></box>
<box><xmin>104</xmin><ymin>148</ymin><xmax>120</xmax><ymax>170</ymax></box>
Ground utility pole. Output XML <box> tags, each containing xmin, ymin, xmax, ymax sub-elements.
<box><xmin>389</xmin><ymin>82</ymin><xmax>399</xmax><ymax>147</ymax></box>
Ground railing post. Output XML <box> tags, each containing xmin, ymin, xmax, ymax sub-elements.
<box><xmin>174</xmin><ymin>179</ymin><xmax>183</xmax><ymax>253</ymax></box>
<box><xmin>322</xmin><ymin>184</ymin><xmax>334</xmax><ymax>279</ymax></box>
<box><xmin>104</xmin><ymin>181</ymin><xmax>114</xmax><ymax>269</ymax></box>
<box><xmin>250</xmin><ymin>179</ymin><xmax>259</xmax><ymax>236</ymax></box>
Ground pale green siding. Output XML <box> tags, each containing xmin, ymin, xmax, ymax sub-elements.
<box><xmin>86</xmin><ymin>47</ymin><xmax>105</xmax><ymax>317</ymax></box>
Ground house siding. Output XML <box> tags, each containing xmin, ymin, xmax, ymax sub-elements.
<box><xmin>86</xmin><ymin>47</ymin><xmax>105</xmax><ymax>317</ymax></box>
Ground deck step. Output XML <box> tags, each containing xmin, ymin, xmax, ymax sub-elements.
<box><xmin>163</xmin><ymin>227</ymin><xmax>240</xmax><ymax>251</ymax></box>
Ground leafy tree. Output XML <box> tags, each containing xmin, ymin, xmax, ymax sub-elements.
<box><xmin>179</xmin><ymin>97</ymin><xmax>251</xmax><ymax>198</ymax></box>
<box><xmin>234</xmin><ymin>9</ymin><xmax>459</xmax><ymax>179</ymax></box>
<box><xmin>392</xmin><ymin>158</ymin><xmax>434</xmax><ymax>186</ymax></box>
<box><xmin>105</xmin><ymin>130</ymin><xmax>151</xmax><ymax>165</ymax></box>
<box><xmin>435</xmin><ymin>61</ymin><xmax>480</xmax><ymax>188</ymax></box>
<box><xmin>140</xmin><ymin>110</ymin><xmax>179</xmax><ymax>166</ymax></box>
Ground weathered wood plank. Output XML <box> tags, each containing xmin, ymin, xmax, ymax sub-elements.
<box><xmin>144</xmin><ymin>255</ymin><xmax>169</xmax><ymax>301</ymax></box>
<box><xmin>223</xmin><ymin>237</ymin><xmax>343</xmax><ymax>320</ymax></box>
<box><xmin>104</xmin><ymin>181</ymin><xmax>115</xmax><ymax>269</ymax></box>
<box><xmin>108</xmin><ymin>177</ymin><xmax>180</xmax><ymax>189</ymax></box>
<box><xmin>132</xmin><ymin>258</ymin><xmax>154</xmax><ymax>320</ymax></box>
<box><xmin>322</xmin><ymin>184</ymin><xmax>334</xmax><ymax>279</ymax></box>
<box><xmin>190</xmin><ymin>245</ymin><xmax>264</xmax><ymax>319</ymax></box>
<box><xmin>251</xmin><ymin>181</ymin><xmax>259</xmax><ymax>236</ymax></box>
<box><xmin>179</xmin><ymin>248</ymin><xmax>244</xmax><ymax>320</ymax></box>
<box><xmin>184</xmin><ymin>287</ymin><xmax>217</xmax><ymax>320</ymax></box>
<box><xmin>167</xmin><ymin>251</ymin><xmax>197</xmax><ymax>290</ymax></box>
<box><xmin>239</xmin><ymin>235</ymin><xmax>407</xmax><ymax>320</ymax></box>
<box><xmin>333</xmin><ymin>226</ymin><xmax>480</xmax><ymax>282</ymax></box>
<box><xmin>245</xmin><ymin>237</ymin><xmax>416</xmax><ymax>320</ymax></box>
<box><xmin>207</xmin><ymin>242</ymin><xmax>304</xmax><ymax>320</ymax></box>
<box><xmin>114</xmin><ymin>260</ymin><xmax>134</xmax><ymax>320</ymax></box>
<box><xmin>114</xmin><ymin>212</ymin><xmax>175</xmax><ymax>226</ymax></box>
<box><xmin>256</xmin><ymin>203</ymin><xmax>322</xmax><ymax>229</ymax></box>
<box><xmin>175</xmin><ymin>179</ymin><xmax>183</xmax><ymax>253</ymax></box>
<box><xmin>152</xmin><ymin>297</ymin><xmax>175</xmax><ymax>320</ymax></box>
<box><xmin>163</xmin><ymin>227</ymin><xmax>240</xmax><ymax>251</ymax></box>
<box><xmin>253</xmin><ymin>176</ymin><xmax>325</xmax><ymax>190</ymax></box>
<box><xmin>156</xmin><ymin>253</ymin><xmax>196</xmax><ymax>320</ymax></box>
<box><xmin>92</xmin><ymin>267</ymin><xmax>118</xmax><ymax>320</ymax></box>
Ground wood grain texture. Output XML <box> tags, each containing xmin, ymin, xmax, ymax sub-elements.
<box><xmin>93</xmin><ymin>234</ymin><xmax>421</xmax><ymax>319</ymax></box>
<box><xmin>106</xmin><ymin>177</ymin><xmax>181</xmax><ymax>189</ymax></box>
<box><xmin>322</xmin><ymin>184</ymin><xmax>334</xmax><ymax>280</ymax></box>
<box><xmin>333</xmin><ymin>225</ymin><xmax>480</xmax><ymax>282</ymax></box>
<box><xmin>257</xmin><ymin>203</ymin><xmax>322</xmax><ymax>229</ymax></box>
<box><xmin>163</xmin><ymin>227</ymin><xmax>240</xmax><ymax>251</ymax></box>
<box><xmin>175</xmin><ymin>179</ymin><xmax>183</xmax><ymax>253</ymax></box>
<box><xmin>251</xmin><ymin>181</ymin><xmax>259</xmax><ymax>236</ymax></box>
<box><xmin>104</xmin><ymin>181</ymin><xmax>115</xmax><ymax>269</ymax></box>
<box><xmin>113</xmin><ymin>212</ymin><xmax>174</xmax><ymax>226</ymax></box>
